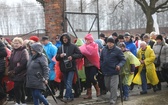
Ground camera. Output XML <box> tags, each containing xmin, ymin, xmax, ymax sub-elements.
<box><xmin>63</xmin><ymin>59</ymin><xmax>72</xmax><ymax>69</ymax></box>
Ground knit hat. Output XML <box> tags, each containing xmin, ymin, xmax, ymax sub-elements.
<box><xmin>118</xmin><ymin>35</ymin><xmax>124</xmax><ymax>39</ymax></box>
<box><xmin>156</xmin><ymin>35</ymin><xmax>163</xmax><ymax>41</ymax></box>
<box><xmin>107</xmin><ymin>38</ymin><xmax>115</xmax><ymax>43</ymax></box>
<box><xmin>112</xmin><ymin>32</ymin><xmax>118</xmax><ymax>37</ymax></box>
<box><xmin>29</xmin><ymin>36</ymin><xmax>39</xmax><ymax>42</ymax></box>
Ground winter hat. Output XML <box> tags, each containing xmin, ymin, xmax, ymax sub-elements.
<box><xmin>156</xmin><ymin>35</ymin><xmax>163</xmax><ymax>41</ymax></box>
<box><xmin>112</xmin><ymin>32</ymin><xmax>118</xmax><ymax>37</ymax></box>
<box><xmin>107</xmin><ymin>38</ymin><xmax>115</xmax><ymax>43</ymax></box>
<box><xmin>29</xmin><ymin>36</ymin><xmax>39</xmax><ymax>42</ymax></box>
<box><xmin>118</xmin><ymin>35</ymin><xmax>124</xmax><ymax>39</ymax></box>
<box><xmin>99</xmin><ymin>33</ymin><xmax>105</xmax><ymax>38</ymax></box>
<box><xmin>41</xmin><ymin>36</ymin><xmax>49</xmax><ymax>41</ymax></box>
<box><xmin>124</xmin><ymin>32</ymin><xmax>130</xmax><ymax>37</ymax></box>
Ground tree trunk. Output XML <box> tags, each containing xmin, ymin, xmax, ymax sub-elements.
<box><xmin>146</xmin><ymin>13</ymin><xmax>154</xmax><ymax>33</ymax></box>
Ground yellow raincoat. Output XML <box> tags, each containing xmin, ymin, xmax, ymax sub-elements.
<box><xmin>133</xmin><ymin>46</ymin><xmax>159</xmax><ymax>85</ymax></box>
<box><xmin>121</xmin><ymin>51</ymin><xmax>140</xmax><ymax>86</ymax></box>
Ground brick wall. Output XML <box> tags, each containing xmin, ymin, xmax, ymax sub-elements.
<box><xmin>44</xmin><ymin>0</ymin><xmax>65</xmax><ymax>44</ymax></box>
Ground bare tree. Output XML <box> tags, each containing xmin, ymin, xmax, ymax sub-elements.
<box><xmin>135</xmin><ymin>0</ymin><xmax>168</xmax><ymax>33</ymax></box>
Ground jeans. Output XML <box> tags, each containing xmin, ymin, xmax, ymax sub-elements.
<box><xmin>122</xmin><ymin>85</ymin><xmax>129</xmax><ymax>97</ymax></box>
<box><xmin>140</xmin><ymin>68</ymin><xmax>147</xmax><ymax>92</ymax></box>
<box><xmin>63</xmin><ymin>71</ymin><xmax>74</xmax><ymax>99</ymax></box>
<box><xmin>31</xmin><ymin>89</ymin><xmax>48</xmax><ymax>105</ymax></box>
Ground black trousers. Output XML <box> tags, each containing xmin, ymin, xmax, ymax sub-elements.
<box><xmin>0</xmin><ymin>72</ymin><xmax>6</xmax><ymax>100</ymax></box>
<box><xmin>85</xmin><ymin>66</ymin><xmax>98</xmax><ymax>88</ymax></box>
<box><xmin>14</xmin><ymin>81</ymin><xmax>26</xmax><ymax>104</ymax></box>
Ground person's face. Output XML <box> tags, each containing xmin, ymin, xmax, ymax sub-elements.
<box><xmin>112</xmin><ymin>36</ymin><xmax>117</xmax><ymax>40</ymax></box>
<box><xmin>100</xmin><ymin>37</ymin><xmax>105</xmax><ymax>40</ymax></box>
<box><xmin>31</xmin><ymin>48</ymin><xmax>37</xmax><ymax>55</ymax></box>
<box><xmin>140</xmin><ymin>44</ymin><xmax>146</xmax><ymax>50</ymax></box>
<box><xmin>85</xmin><ymin>39</ymin><xmax>91</xmax><ymax>44</ymax></box>
<box><xmin>119</xmin><ymin>46</ymin><xmax>125</xmax><ymax>51</ymax></box>
<box><xmin>56</xmin><ymin>36</ymin><xmax>60</xmax><ymax>42</ymax></box>
<box><xmin>107</xmin><ymin>42</ymin><xmax>114</xmax><ymax>49</ymax></box>
<box><xmin>63</xmin><ymin>36</ymin><xmax>68</xmax><ymax>44</ymax></box>
<box><xmin>13</xmin><ymin>40</ymin><xmax>22</xmax><ymax>49</ymax></box>
<box><xmin>118</xmin><ymin>39</ymin><xmax>124</xmax><ymax>42</ymax></box>
<box><xmin>41</xmin><ymin>40</ymin><xmax>49</xmax><ymax>45</ymax></box>
<box><xmin>124</xmin><ymin>36</ymin><xmax>130</xmax><ymax>42</ymax></box>
<box><xmin>156</xmin><ymin>39</ymin><xmax>162</xmax><ymax>44</ymax></box>
<box><xmin>151</xmin><ymin>35</ymin><xmax>157</xmax><ymax>40</ymax></box>
<box><xmin>143</xmin><ymin>38</ymin><xmax>149</xmax><ymax>43</ymax></box>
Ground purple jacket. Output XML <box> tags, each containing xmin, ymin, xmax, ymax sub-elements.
<box><xmin>9</xmin><ymin>46</ymin><xmax>29</xmax><ymax>81</ymax></box>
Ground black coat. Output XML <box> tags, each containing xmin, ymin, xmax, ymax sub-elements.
<box><xmin>0</xmin><ymin>41</ymin><xmax>7</xmax><ymax>73</ymax></box>
<box><xmin>56</xmin><ymin>34</ymin><xmax>83</xmax><ymax>73</ymax></box>
<box><xmin>149</xmin><ymin>40</ymin><xmax>155</xmax><ymax>49</ymax></box>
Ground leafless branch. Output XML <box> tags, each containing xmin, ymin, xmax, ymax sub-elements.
<box><xmin>135</xmin><ymin>0</ymin><xmax>147</xmax><ymax>14</ymax></box>
<box><xmin>111</xmin><ymin>0</ymin><xmax>124</xmax><ymax>14</ymax></box>
<box><xmin>36</xmin><ymin>0</ymin><xmax>45</xmax><ymax>7</ymax></box>
<box><xmin>157</xmin><ymin>8</ymin><xmax>168</xmax><ymax>13</ymax></box>
<box><xmin>155</xmin><ymin>0</ymin><xmax>168</xmax><ymax>12</ymax></box>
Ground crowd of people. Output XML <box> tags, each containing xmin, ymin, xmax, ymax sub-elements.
<box><xmin>0</xmin><ymin>31</ymin><xmax>168</xmax><ymax>105</ymax></box>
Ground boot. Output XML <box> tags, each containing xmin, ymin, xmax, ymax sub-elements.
<box><xmin>0</xmin><ymin>97</ymin><xmax>7</xmax><ymax>105</ymax></box>
<box><xmin>94</xmin><ymin>84</ymin><xmax>100</xmax><ymax>97</ymax></box>
<box><xmin>84</xmin><ymin>88</ymin><xmax>92</xmax><ymax>99</ymax></box>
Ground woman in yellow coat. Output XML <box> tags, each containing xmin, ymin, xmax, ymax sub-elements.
<box><xmin>133</xmin><ymin>41</ymin><xmax>159</xmax><ymax>94</ymax></box>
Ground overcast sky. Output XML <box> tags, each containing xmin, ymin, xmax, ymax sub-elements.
<box><xmin>4</xmin><ymin>0</ymin><xmax>37</xmax><ymax>5</ymax></box>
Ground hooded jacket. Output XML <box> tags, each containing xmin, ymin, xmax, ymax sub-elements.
<box><xmin>43</xmin><ymin>41</ymin><xmax>57</xmax><ymax>80</ymax></box>
<box><xmin>0</xmin><ymin>41</ymin><xmax>7</xmax><ymax>73</ymax></box>
<box><xmin>125</xmin><ymin>40</ymin><xmax>137</xmax><ymax>56</ymax></box>
<box><xmin>56</xmin><ymin>33</ymin><xmax>83</xmax><ymax>73</ymax></box>
<box><xmin>26</xmin><ymin>43</ymin><xmax>49</xmax><ymax>90</ymax></box>
<box><xmin>80</xmin><ymin>34</ymin><xmax>100</xmax><ymax>69</ymax></box>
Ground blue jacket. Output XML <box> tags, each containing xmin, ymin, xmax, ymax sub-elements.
<box><xmin>100</xmin><ymin>45</ymin><xmax>126</xmax><ymax>76</ymax></box>
<box><xmin>55</xmin><ymin>41</ymin><xmax>62</xmax><ymax>48</ymax></box>
<box><xmin>125</xmin><ymin>41</ymin><xmax>137</xmax><ymax>56</ymax></box>
<box><xmin>43</xmin><ymin>42</ymin><xmax>58</xmax><ymax>80</ymax></box>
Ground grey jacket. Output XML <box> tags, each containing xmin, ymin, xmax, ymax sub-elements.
<box><xmin>26</xmin><ymin>43</ymin><xmax>49</xmax><ymax>90</ymax></box>
<box><xmin>153</xmin><ymin>41</ymin><xmax>168</xmax><ymax>71</ymax></box>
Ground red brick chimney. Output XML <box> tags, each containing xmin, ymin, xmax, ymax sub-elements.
<box><xmin>44</xmin><ymin>0</ymin><xmax>65</xmax><ymax>44</ymax></box>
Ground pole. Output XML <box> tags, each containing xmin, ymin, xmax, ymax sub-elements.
<box><xmin>36</xmin><ymin>72</ymin><xmax>58</xmax><ymax>104</ymax></box>
<box><xmin>88</xmin><ymin>16</ymin><xmax>97</xmax><ymax>34</ymax></box>
<box><xmin>65</xmin><ymin>17</ymin><xmax>78</xmax><ymax>38</ymax></box>
<box><xmin>97</xmin><ymin>0</ymin><xmax>100</xmax><ymax>38</ymax></box>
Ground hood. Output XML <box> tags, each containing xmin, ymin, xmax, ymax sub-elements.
<box><xmin>95</xmin><ymin>39</ymin><xmax>103</xmax><ymax>49</ymax></box>
<box><xmin>75</xmin><ymin>39</ymin><xmax>84</xmax><ymax>47</ymax></box>
<box><xmin>31</xmin><ymin>43</ymin><xmax>43</xmax><ymax>54</ymax></box>
<box><xmin>85</xmin><ymin>34</ymin><xmax>94</xmax><ymax>43</ymax></box>
<box><xmin>60</xmin><ymin>33</ymin><xmax>71</xmax><ymax>45</ymax></box>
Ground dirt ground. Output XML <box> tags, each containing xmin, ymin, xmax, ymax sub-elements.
<box><xmin>7</xmin><ymin>82</ymin><xmax>168</xmax><ymax>105</ymax></box>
